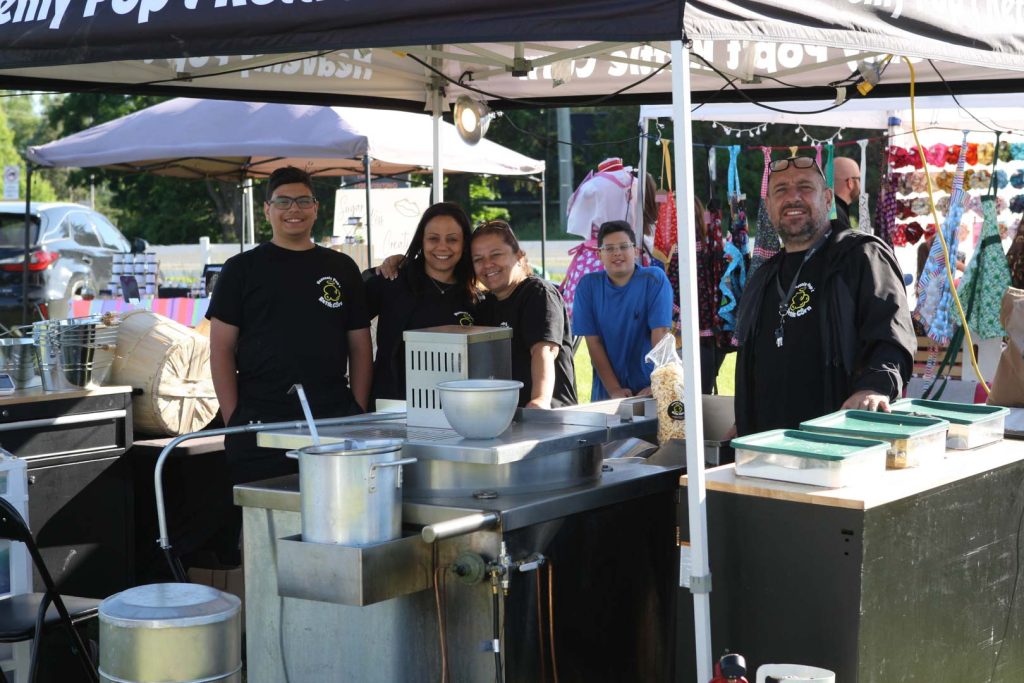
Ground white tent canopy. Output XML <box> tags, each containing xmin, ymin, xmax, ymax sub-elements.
<box><xmin>5</xmin><ymin>3</ymin><xmax>1024</xmax><ymax>681</ymax></box>
<box><xmin>640</xmin><ymin>93</ymin><xmax>1024</xmax><ymax>131</ymax></box>
<box><xmin>26</xmin><ymin>98</ymin><xmax>544</xmax><ymax>179</ymax></box>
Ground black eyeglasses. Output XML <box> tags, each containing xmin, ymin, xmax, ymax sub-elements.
<box><xmin>267</xmin><ymin>196</ymin><xmax>317</xmax><ymax>210</ymax></box>
<box><xmin>768</xmin><ymin>156</ymin><xmax>826</xmax><ymax>180</ymax></box>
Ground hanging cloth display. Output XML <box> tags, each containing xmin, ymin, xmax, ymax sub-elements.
<box><xmin>719</xmin><ymin>145</ymin><xmax>748</xmax><ymax>336</ymax></box>
<box><xmin>653</xmin><ymin>139</ymin><xmax>678</xmax><ymax>262</ymax></box>
<box><xmin>915</xmin><ymin>131</ymin><xmax>968</xmax><ymax>346</ymax></box>
<box><xmin>958</xmin><ymin>168</ymin><xmax>1011</xmax><ymax>340</ymax></box>
<box><xmin>876</xmin><ymin>142</ymin><xmax>899</xmax><ymax>247</ymax></box>
<box><xmin>750</xmin><ymin>147</ymin><xmax>781</xmax><ymax>276</ymax></box>
<box><xmin>1008</xmin><ymin>216</ymin><xmax>1024</xmax><ymax>289</ymax></box>
<box><xmin>824</xmin><ymin>143</ymin><xmax>838</xmax><ymax>221</ymax></box>
<box><xmin>857</xmin><ymin>139</ymin><xmax>871</xmax><ymax>232</ymax></box>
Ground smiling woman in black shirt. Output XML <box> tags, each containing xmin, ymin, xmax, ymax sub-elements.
<box><xmin>364</xmin><ymin>202</ymin><xmax>479</xmax><ymax>405</ymax></box>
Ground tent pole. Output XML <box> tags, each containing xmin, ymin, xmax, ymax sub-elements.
<box><xmin>21</xmin><ymin>162</ymin><xmax>32</xmax><ymax>325</ymax></box>
<box><xmin>364</xmin><ymin>155</ymin><xmax>373</xmax><ymax>265</ymax></box>
<box><xmin>245</xmin><ymin>178</ymin><xmax>255</xmax><ymax>246</ymax></box>
<box><xmin>433</xmin><ymin>105</ymin><xmax>443</xmax><ymax>203</ymax></box>
<box><xmin>540</xmin><ymin>171</ymin><xmax>547</xmax><ymax>276</ymax></box>
<box><xmin>671</xmin><ymin>38</ymin><xmax>713</xmax><ymax>683</ymax></box>
<box><xmin>637</xmin><ymin>118</ymin><xmax>650</xmax><ymax>234</ymax></box>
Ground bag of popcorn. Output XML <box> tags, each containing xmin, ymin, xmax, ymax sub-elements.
<box><xmin>644</xmin><ymin>334</ymin><xmax>686</xmax><ymax>443</ymax></box>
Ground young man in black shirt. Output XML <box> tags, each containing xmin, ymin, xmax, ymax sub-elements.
<box><xmin>733</xmin><ymin>156</ymin><xmax>915</xmax><ymax>437</ymax></box>
<box><xmin>202</xmin><ymin>166</ymin><xmax>371</xmax><ymax>563</ymax></box>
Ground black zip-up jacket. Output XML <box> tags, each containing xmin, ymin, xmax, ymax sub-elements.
<box><xmin>734</xmin><ymin>224</ymin><xmax>917</xmax><ymax>436</ymax></box>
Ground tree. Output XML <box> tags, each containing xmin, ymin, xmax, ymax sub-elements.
<box><xmin>0</xmin><ymin>94</ymin><xmax>57</xmax><ymax>201</ymax></box>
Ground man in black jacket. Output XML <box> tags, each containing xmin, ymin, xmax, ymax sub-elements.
<box><xmin>733</xmin><ymin>155</ymin><xmax>915</xmax><ymax>437</ymax></box>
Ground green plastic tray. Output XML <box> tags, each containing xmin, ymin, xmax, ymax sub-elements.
<box><xmin>890</xmin><ymin>399</ymin><xmax>1010</xmax><ymax>425</ymax></box>
<box><xmin>731</xmin><ymin>429</ymin><xmax>889</xmax><ymax>461</ymax></box>
<box><xmin>800</xmin><ymin>409</ymin><xmax>948</xmax><ymax>440</ymax></box>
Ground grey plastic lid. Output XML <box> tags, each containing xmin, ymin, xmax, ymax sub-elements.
<box><xmin>100</xmin><ymin>583</ymin><xmax>240</xmax><ymax>628</ymax></box>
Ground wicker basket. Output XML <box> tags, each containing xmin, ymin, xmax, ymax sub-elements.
<box><xmin>111</xmin><ymin>310</ymin><xmax>218</xmax><ymax>436</ymax></box>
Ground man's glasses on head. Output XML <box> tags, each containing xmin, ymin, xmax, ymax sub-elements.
<box><xmin>598</xmin><ymin>243</ymin><xmax>635</xmax><ymax>255</ymax></box>
<box><xmin>268</xmin><ymin>196</ymin><xmax>317</xmax><ymax>210</ymax></box>
<box><xmin>768</xmin><ymin>156</ymin><xmax>826</xmax><ymax>180</ymax></box>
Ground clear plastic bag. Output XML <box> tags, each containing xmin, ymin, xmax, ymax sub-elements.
<box><xmin>644</xmin><ymin>334</ymin><xmax>686</xmax><ymax>443</ymax></box>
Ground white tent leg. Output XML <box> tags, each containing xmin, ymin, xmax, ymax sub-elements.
<box><xmin>671</xmin><ymin>38</ymin><xmax>713</xmax><ymax>683</ymax></box>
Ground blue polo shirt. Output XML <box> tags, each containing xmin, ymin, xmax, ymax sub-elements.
<box><xmin>572</xmin><ymin>265</ymin><xmax>673</xmax><ymax>401</ymax></box>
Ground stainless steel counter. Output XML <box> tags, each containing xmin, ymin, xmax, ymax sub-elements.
<box><xmin>236</xmin><ymin>458</ymin><xmax>681</xmax><ymax>683</ymax></box>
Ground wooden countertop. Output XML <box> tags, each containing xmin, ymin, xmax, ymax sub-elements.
<box><xmin>683</xmin><ymin>437</ymin><xmax>1024</xmax><ymax>510</ymax></box>
<box><xmin>0</xmin><ymin>385</ymin><xmax>133</xmax><ymax>406</ymax></box>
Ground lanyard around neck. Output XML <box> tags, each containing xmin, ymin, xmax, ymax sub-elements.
<box><xmin>773</xmin><ymin>230</ymin><xmax>831</xmax><ymax>348</ymax></box>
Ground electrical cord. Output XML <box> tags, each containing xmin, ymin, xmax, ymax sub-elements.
<box><xmin>927</xmin><ymin>60</ymin><xmax>1019</xmax><ymax>135</ymax></box>
<box><xmin>687</xmin><ymin>53</ymin><xmax>852</xmax><ymax>115</ymax></box>
<box><xmin>433</xmin><ymin>565</ymin><xmax>450</xmax><ymax>683</ymax></box>
<box><xmin>535</xmin><ymin>568</ymin><xmax>547</xmax><ymax>682</ymax></box>
<box><xmin>491</xmin><ymin>583</ymin><xmax>504</xmax><ymax>683</ymax></box>
<box><xmin>547</xmin><ymin>562</ymin><xmax>559</xmax><ymax>683</ymax></box>
<box><xmin>903</xmin><ymin>56</ymin><xmax>990</xmax><ymax>395</ymax></box>
<box><xmin>404</xmin><ymin>52</ymin><xmax>671</xmax><ymax>108</ymax></box>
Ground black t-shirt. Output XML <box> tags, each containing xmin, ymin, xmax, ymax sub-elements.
<box><xmin>206</xmin><ymin>242</ymin><xmax>369</xmax><ymax>419</ymax></box>
<box><xmin>749</xmin><ymin>247</ymin><xmax>826</xmax><ymax>432</ymax></box>
<box><xmin>476</xmin><ymin>277</ymin><xmax>577</xmax><ymax>408</ymax></box>
<box><xmin>365</xmin><ymin>266</ymin><xmax>478</xmax><ymax>402</ymax></box>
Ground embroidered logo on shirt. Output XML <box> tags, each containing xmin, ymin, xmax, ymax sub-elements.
<box><xmin>455</xmin><ymin>311</ymin><xmax>475</xmax><ymax>326</ymax></box>
<box><xmin>785</xmin><ymin>282</ymin><xmax>815</xmax><ymax>318</ymax></box>
<box><xmin>317</xmin><ymin>276</ymin><xmax>344</xmax><ymax>309</ymax></box>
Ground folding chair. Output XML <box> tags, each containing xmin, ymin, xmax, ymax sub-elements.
<box><xmin>0</xmin><ymin>497</ymin><xmax>100</xmax><ymax>683</ymax></box>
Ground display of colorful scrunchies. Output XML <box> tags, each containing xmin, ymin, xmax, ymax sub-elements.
<box><xmin>995</xmin><ymin>170</ymin><xmax>1009</xmax><ymax>189</ymax></box>
<box><xmin>965</xmin><ymin>143</ymin><xmax>979</xmax><ymax>166</ymax></box>
<box><xmin>910</xmin><ymin>171</ymin><xmax>930</xmax><ymax>193</ymax></box>
<box><xmin>967</xmin><ymin>169</ymin><xmax>992</xmax><ymax>190</ymax></box>
<box><xmin>1011</xmin><ymin>170</ymin><xmax>1024</xmax><ymax>189</ymax></box>
<box><xmin>1011</xmin><ymin>143</ymin><xmax>1024</xmax><ymax>161</ymax></box>
<box><xmin>892</xmin><ymin>222</ymin><xmax>907</xmax><ymax>246</ymax></box>
<box><xmin>945</xmin><ymin>145</ymin><xmax>961</xmax><ymax>166</ymax></box>
<box><xmin>934</xmin><ymin>171</ymin><xmax>954</xmax><ymax>194</ymax></box>
<box><xmin>904</xmin><ymin>222</ymin><xmax>925</xmax><ymax>244</ymax></box>
<box><xmin>977</xmin><ymin>142</ymin><xmax>995</xmax><ymax>166</ymax></box>
<box><xmin>1011</xmin><ymin>194</ymin><xmax>1024</xmax><ymax>214</ymax></box>
<box><xmin>924</xmin><ymin>143</ymin><xmax>948</xmax><ymax>167</ymax></box>
<box><xmin>999</xmin><ymin>141</ymin><xmax>1013</xmax><ymax>162</ymax></box>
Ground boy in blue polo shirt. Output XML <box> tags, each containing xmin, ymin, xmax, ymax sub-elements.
<box><xmin>572</xmin><ymin>220</ymin><xmax>673</xmax><ymax>401</ymax></box>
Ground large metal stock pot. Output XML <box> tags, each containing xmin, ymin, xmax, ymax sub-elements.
<box><xmin>287</xmin><ymin>438</ymin><xmax>415</xmax><ymax>546</ymax></box>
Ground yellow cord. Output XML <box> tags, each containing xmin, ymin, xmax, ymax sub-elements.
<box><xmin>901</xmin><ymin>56</ymin><xmax>991</xmax><ymax>395</ymax></box>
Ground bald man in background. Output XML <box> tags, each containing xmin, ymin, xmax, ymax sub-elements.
<box><xmin>833</xmin><ymin>156</ymin><xmax>861</xmax><ymax>231</ymax></box>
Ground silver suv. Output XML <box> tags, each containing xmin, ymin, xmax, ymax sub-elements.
<box><xmin>0</xmin><ymin>202</ymin><xmax>140</xmax><ymax>324</ymax></box>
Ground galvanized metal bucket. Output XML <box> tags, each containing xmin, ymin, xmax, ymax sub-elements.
<box><xmin>287</xmin><ymin>438</ymin><xmax>414</xmax><ymax>546</ymax></box>
<box><xmin>99</xmin><ymin>583</ymin><xmax>241</xmax><ymax>683</ymax></box>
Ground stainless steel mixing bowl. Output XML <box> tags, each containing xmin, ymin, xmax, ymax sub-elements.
<box><xmin>436</xmin><ymin>379</ymin><xmax>523</xmax><ymax>439</ymax></box>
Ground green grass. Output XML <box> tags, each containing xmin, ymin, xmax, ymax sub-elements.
<box><xmin>573</xmin><ymin>341</ymin><xmax>735</xmax><ymax>404</ymax></box>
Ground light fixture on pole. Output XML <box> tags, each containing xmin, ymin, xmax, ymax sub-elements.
<box><xmin>454</xmin><ymin>95</ymin><xmax>493</xmax><ymax>145</ymax></box>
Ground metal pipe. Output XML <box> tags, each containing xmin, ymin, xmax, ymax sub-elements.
<box><xmin>0</xmin><ymin>409</ymin><xmax>126</xmax><ymax>432</ymax></box>
<box><xmin>364</xmin><ymin>155</ymin><xmax>373</xmax><ymax>265</ymax></box>
<box><xmin>420</xmin><ymin>511</ymin><xmax>500</xmax><ymax>543</ymax></box>
<box><xmin>540</xmin><ymin>171</ymin><xmax>547</xmax><ymax>277</ymax></box>
<box><xmin>154</xmin><ymin>412</ymin><xmax>407</xmax><ymax>552</ymax></box>
<box><xmin>671</xmin><ymin>39</ymin><xmax>714</xmax><ymax>683</ymax></box>
<box><xmin>21</xmin><ymin>163</ymin><xmax>32</xmax><ymax>325</ymax></box>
